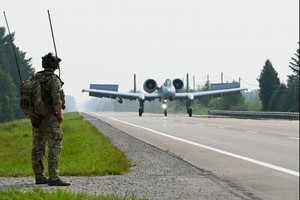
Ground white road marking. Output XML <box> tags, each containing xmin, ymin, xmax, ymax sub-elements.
<box><xmin>95</xmin><ymin>113</ymin><xmax>299</xmax><ymax>177</ymax></box>
<box><xmin>246</xmin><ymin>131</ymin><xmax>258</xmax><ymax>134</ymax></box>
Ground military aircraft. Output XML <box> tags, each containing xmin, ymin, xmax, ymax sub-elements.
<box><xmin>82</xmin><ymin>75</ymin><xmax>247</xmax><ymax>117</ymax></box>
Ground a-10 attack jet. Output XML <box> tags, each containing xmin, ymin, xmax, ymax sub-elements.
<box><xmin>82</xmin><ymin>75</ymin><xmax>247</xmax><ymax>117</ymax></box>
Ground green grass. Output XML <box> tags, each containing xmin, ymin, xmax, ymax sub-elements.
<box><xmin>0</xmin><ymin>112</ymin><xmax>147</xmax><ymax>199</ymax></box>
<box><xmin>192</xmin><ymin>104</ymin><xmax>209</xmax><ymax>115</ymax></box>
<box><xmin>0</xmin><ymin>188</ymin><xmax>146</xmax><ymax>200</ymax></box>
<box><xmin>0</xmin><ymin>112</ymin><xmax>131</xmax><ymax>177</ymax></box>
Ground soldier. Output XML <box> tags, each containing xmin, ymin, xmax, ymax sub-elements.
<box><xmin>31</xmin><ymin>52</ymin><xmax>70</xmax><ymax>186</ymax></box>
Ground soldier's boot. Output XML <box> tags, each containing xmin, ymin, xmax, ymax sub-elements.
<box><xmin>35</xmin><ymin>175</ymin><xmax>48</xmax><ymax>184</ymax></box>
<box><xmin>48</xmin><ymin>177</ymin><xmax>71</xmax><ymax>186</ymax></box>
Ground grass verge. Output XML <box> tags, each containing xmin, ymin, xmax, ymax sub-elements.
<box><xmin>0</xmin><ymin>112</ymin><xmax>131</xmax><ymax>176</ymax></box>
<box><xmin>0</xmin><ymin>112</ymin><xmax>148</xmax><ymax>199</ymax></box>
<box><xmin>0</xmin><ymin>188</ymin><xmax>146</xmax><ymax>200</ymax></box>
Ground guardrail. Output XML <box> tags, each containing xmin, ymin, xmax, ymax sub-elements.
<box><xmin>208</xmin><ymin>110</ymin><xmax>299</xmax><ymax>120</ymax></box>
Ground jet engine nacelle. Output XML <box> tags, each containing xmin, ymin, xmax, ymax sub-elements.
<box><xmin>173</xmin><ymin>78</ymin><xmax>184</xmax><ymax>90</ymax></box>
<box><xmin>143</xmin><ymin>79</ymin><xmax>158</xmax><ymax>93</ymax></box>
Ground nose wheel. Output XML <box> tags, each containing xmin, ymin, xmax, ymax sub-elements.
<box><xmin>139</xmin><ymin>108</ymin><xmax>143</xmax><ymax>116</ymax></box>
<box><xmin>188</xmin><ymin>108</ymin><xmax>192</xmax><ymax>117</ymax></box>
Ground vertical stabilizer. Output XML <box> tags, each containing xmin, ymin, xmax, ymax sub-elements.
<box><xmin>134</xmin><ymin>74</ymin><xmax>137</xmax><ymax>93</ymax></box>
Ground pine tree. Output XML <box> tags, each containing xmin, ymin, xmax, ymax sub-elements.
<box><xmin>257</xmin><ymin>59</ymin><xmax>280</xmax><ymax>111</ymax></box>
<box><xmin>0</xmin><ymin>27</ymin><xmax>35</xmax><ymax>121</ymax></box>
<box><xmin>286</xmin><ymin>43</ymin><xmax>299</xmax><ymax>112</ymax></box>
<box><xmin>0</xmin><ymin>68</ymin><xmax>18</xmax><ymax>122</ymax></box>
<box><xmin>0</xmin><ymin>27</ymin><xmax>34</xmax><ymax>85</ymax></box>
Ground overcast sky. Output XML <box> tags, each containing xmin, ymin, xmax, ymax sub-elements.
<box><xmin>1</xmin><ymin>0</ymin><xmax>299</xmax><ymax>103</ymax></box>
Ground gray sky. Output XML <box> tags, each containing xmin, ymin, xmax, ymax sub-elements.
<box><xmin>1</xmin><ymin>0</ymin><xmax>299</xmax><ymax>103</ymax></box>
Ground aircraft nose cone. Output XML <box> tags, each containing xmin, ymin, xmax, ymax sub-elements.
<box><xmin>167</xmin><ymin>88</ymin><xmax>175</xmax><ymax>95</ymax></box>
<box><xmin>166</xmin><ymin>88</ymin><xmax>175</xmax><ymax>99</ymax></box>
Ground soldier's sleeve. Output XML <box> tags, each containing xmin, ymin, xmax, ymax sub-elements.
<box><xmin>50</xmin><ymin>76</ymin><xmax>63</xmax><ymax>106</ymax></box>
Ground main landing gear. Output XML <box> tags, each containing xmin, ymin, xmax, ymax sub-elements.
<box><xmin>187</xmin><ymin>107</ymin><xmax>192</xmax><ymax>117</ymax></box>
<box><xmin>138</xmin><ymin>100</ymin><xmax>144</xmax><ymax>116</ymax></box>
<box><xmin>186</xmin><ymin>100</ymin><xmax>193</xmax><ymax>117</ymax></box>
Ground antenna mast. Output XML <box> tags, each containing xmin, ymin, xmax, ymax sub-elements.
<box><xmin>3</xmin><ymin>12</ymin><xmax>22</xmax><ymax>83</ymax></box>
<box><xmin>47</xmin><ymin>10</ymin><xmax>61</xmax><ymax>77</ymax></box>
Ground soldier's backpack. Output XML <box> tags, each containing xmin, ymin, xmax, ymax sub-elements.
<box><xmin>20</xmin><ymin>75</ymin><xmax>49</xmax><ymax>118</ymax></box>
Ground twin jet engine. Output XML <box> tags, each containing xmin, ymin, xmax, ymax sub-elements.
<box><xmin>143</xmin><ymin>78</ymin><xmax>184</xmax><ymax>93</ymax></box>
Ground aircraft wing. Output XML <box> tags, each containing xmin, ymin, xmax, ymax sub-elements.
<box><xmin>174</xmin><ymin>87</ymin><xmax>248</xmax><ymax>100</ymax></box>
<box><xmin>82</xmin><ymin>89</ymin><xmax>160</xmax><ymax>101</ymax></box>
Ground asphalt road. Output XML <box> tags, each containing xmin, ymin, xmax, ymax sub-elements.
<box><xmin>88</xmin><ymin>112</ymin><xmax>299</xmax><ymax>200</ymax></box>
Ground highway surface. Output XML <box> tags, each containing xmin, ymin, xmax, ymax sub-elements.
<box><xmin>88</xmin><ymin>112</ymin><xmax>299</xmax><ymax>200</ymax></box>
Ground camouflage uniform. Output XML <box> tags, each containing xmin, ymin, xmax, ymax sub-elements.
<box><xmin>31</xmin><ymin>70</ymin><xmax>65</xmax><ymax>182</ymax></box>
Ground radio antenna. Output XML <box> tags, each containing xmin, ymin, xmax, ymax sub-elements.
<box><xmin>3</xmin><ymin>12</ymin><xmax>23</xmax><ymax>83</ymax></box>
<box><xmin>47</xmin><ymin>10</ymin><xmax>61</xmax><ymax>77</ymax></box>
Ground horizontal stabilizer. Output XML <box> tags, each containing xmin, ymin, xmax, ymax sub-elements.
<box><xmin>90</xmin><ymin>84</ymin><xmax>118</xmax><ymax>91</ymax></box>
<box><xmin>211</xmin><ymin>83</ymin><xmax>240</xmax><ymax>90</ymax></box>
<box><xmin>89</xmin><ymin>84</ymin><xmax>118</xmax><ymax>98</ymax></box>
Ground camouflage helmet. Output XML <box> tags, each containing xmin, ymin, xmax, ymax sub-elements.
<box><xmin>42</xmin><ymin>52</ymin><xmax>61</xmax><ymax>69</ymax></box>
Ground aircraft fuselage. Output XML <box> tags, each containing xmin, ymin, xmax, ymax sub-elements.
<box><xmin>158</xmin><ymin>79</ymin><xmax>176</xmax><ymax>100</ymax></box>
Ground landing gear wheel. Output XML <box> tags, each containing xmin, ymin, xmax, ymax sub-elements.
<box><xmin>139</xmin><ymin>108</ymin><xmax>143</xmax><ymax>116</ymax></box>
<box><xmin>188</xmin><ymin>108</ymin><xmax>192</xmax><ymax>117</ymax></box>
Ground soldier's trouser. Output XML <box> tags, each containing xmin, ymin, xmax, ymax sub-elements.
<box><xmin>31</xmin><ymin>115</ymin><xmax>63</xmax><ymax>181</ymax></box>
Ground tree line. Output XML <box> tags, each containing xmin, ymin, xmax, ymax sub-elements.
<box><xmin>0</xmin><ymin>27</ymin><xmax>35</xmax><ymax>122</ymax></box>
<box><xmin>257</xmin><ymin>46</ymin><xmax>299</xmax><ymax>112</ymax></box>
<box><xmin>0</xmin><ymin>26</ymin><xmax>299</xmax><ymax>122</ymax></box>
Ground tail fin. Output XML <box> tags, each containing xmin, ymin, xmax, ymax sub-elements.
<box><xmin>134</xmin><ymin>74</ymin><xmax>137</xmax><ymax>93</ymax></box>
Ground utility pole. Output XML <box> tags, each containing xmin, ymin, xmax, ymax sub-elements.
<box><xmin>186</xmin><ymin>73</ymin><xmax>189</xmax><ymax>92</ymax></box>
<box><xmin>193</xmin><ymin>76</ymin><xmax>195</xmax><ymax>91</ymax></box>
<box><xmin>221</xmin><ymin>72</ymin><xmax>223</xmax><ymax>84</ymax></box>
<box><xmin>134</xmin><ymin>74</ymin><xmax>136</xmax><ymax>93</ymax></box>
<box><xmin>207</xmin><ymin>74</ymin><xmax>210</xmax><ymax>90</ymax></box>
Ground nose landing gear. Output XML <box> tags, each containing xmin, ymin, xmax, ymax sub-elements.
<box><xmin>162</xmin><ymin>100</ymin><xmax>167</xmax><ymax>116</ymax></box>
